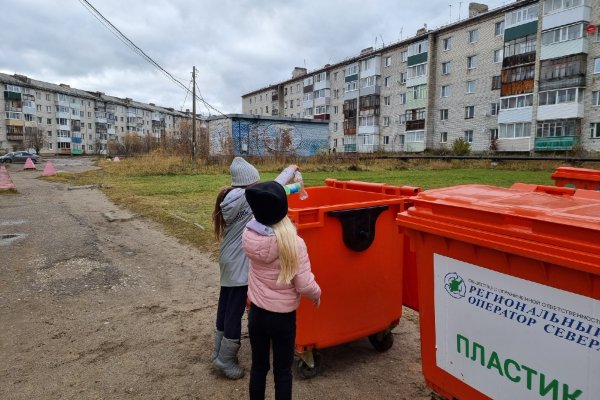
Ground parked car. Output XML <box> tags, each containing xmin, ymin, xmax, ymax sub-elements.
<box><xmin>0</xmin><ymin>151</ymin><xmax>41</xmax><ymax>163</ymax></box>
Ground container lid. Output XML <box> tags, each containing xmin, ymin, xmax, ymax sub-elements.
<box><xmin>397</xmin><ymin>184</ymin><xmax>600</xmax><ymax>273</ymax></box>
<box><xmin>551</xmin><ymin>166</ymin><xmax>600</xmax><ymax>183</ymax></box>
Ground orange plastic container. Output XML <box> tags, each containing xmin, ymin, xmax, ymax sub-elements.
<box><xmin>396</xmin><ymin>184</ymin><xmax>600</xmax><ymax>400</ymax></box>
<box><xmin>551</xmin><ymin>166</ymin><xmax>600</xmax><ymax>190</ymax></box>
<box><xmin>287</xmin><ymin>179</ymin><xmax>419</xmax><ymax>376</ymax></box>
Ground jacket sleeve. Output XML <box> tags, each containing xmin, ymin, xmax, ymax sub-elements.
<box><xmin>274</xmin><ymin>166</ymin><xmax>296</xmax><ymax>186</ymax></box>
<box><xmin>292</xmin><ymin>238</ymin><xmax>321</xmax><ymax>301</ymax></box>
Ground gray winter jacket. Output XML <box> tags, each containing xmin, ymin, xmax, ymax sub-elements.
<box><xmin>218</xmin><ymin>167</ymin><xmax>296</xmax><ymax>286</ymax></box>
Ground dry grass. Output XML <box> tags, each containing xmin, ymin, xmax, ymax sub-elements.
<box><xmin>42</xmin><ymin>155</ymin><xmax>596</xmax><ymax>256</ymax></box>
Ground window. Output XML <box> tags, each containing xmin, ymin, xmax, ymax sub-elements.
<box><xmin>465</xmin><ymin>106</ymin><xmax>475</xmax><ymax>119</ymax></box>
<box><xmin>464</xmin><ymin>130</ymin><xmax>474</xmax><ymax>143</ymax></box>
<box><xmin>595</xmin><ymin>58</ymin><xmax>600</xmax><ymax>74</ymax></box>
<box><xmin>467</xmin><ymin>55</ymin><xmax>477</xmax><ymax>69</ymax></box>
<box><xmin>47</xmin><ymin>118</ymin><xmax>52</xmax><ymax>124</ymax></box>
<box><xmin>442</xmin><ymin>61</ymin><xmax>451</xmax><ymax>75</ymax></box>
<box><xmin>385</xmin><ymin>56</ymin><xmax>392</xmax><ymax>67</ymax></box>
<box><xmin>406</xmin><ymin>131</ymin><xmax>425</xmax><ymax>142</ymax></box>
<box><xmin>466</xmin><ymin>80</ymin><xmax>477</xmax><ymax>93</ymax></box>
<box><xmin>494</xmin><ymin>49</ymin><xmax>503</xmax><ymax>63</ymax></box>
<box><xmin>399</xmin><ymin>72</ymin><xmax>407</xmax><ymax>84</ymax></box>
<box><xmin>538</xmin><ymin>88</ymin><xmax>582</xmax><ymax>105</ymax></box>
<box><xmin>440</xmin><ymin>109</ymin><xmax>449</xmax><ymax>120</ymax></box>
<box><xmin>443</xmin><ymin>37</ymin><xmax>452</xmax><ymax>51</ymax></box>
<box><xmin>501</xmin><ymin>94</ymin><xmax>533</xmax><ymax>109</ymax></box>
<box><xmin>384</xmin><ymin>96</ymin><xmax>391</xmax><ymax>106</ymax></box>
<box><xmin>495</xmin><ymin>20</ymin><xmax>505</xmax><ymax>36</ymax></box>
<box><xmin>401</xmin><ymin>51</ymin><xmax>408</xmax><ymax>62</ymax></box>
<box><xmin>383</xmin><ymin>136</ymin><xmax>390</xmax><ymax>145</ymax></box>
<box><xmin>265</xmin><ymin>106</ymin><xmax>269</xmax><ymax>113</ymax></box>
<box><xmin>492</xmin><ymin>75</ymin><xmax>502</xmax><ymax>90</ymax></box>
<box><xmin>46</xmin><ymin>106</ymin><xmax>51</xmax><ymax>113</ymax></box>
<box><xmin>333</xmin><ymin>72</ymin><xmax>338</xmax><ymax>81</ymax></box>
<box><xmin>399</xmin><ymin>93</ymin><xmax>406</xmax><ymax>104</ymax></box>
<box><xmin>541</xmin><ymin>23</ymin><xmax>584</xmax><ymax>46</ymax></box>
<box><xmin>361</xmin><ymin>134</ymin><xmax>374</xmax><ymax>145</ymax></box>
<box><xmin>441</xmin><ymin>85</ymin><xmax>450</xmax><ymax>98</ymax></box>
<box><xmin>47</xmin><ymin>143</ymin><xmax>53</xmax><ymax>150</ymax></box>
<box><xmin>440</xmin><ymin>132</ymin><xmax>448</xmax><ymax>143</ymax></box>
<box><xmin>407</xmin><ymin>63</ymin><xmax>427</xmax><ymax>78</ymax></box>
<box><xmin>333</xmin><ymin>122</ymin><xmax>338</xmax><ymax>132</ymax></box>
<box><xmin>383</xmin><ymin>116</ymin><xmax>390</xmax><ymax>126</ymax></box>
<box><xmin>411</xmin><ymin>85</ymin><xmax>427</xmax><ymax>100</ymax></box>
<box><xmin>544</xmin><ymin>0</ymin><xmax>584</xmax><ymax>15</ymax></box>
<box><xmin>398</xmin><ymin>114</ymin><xmax>406</xmax><ymax>125</ymax></box>
<box><xmin>45</xmin><ymin>94</ymin><xmax>50</xmax><ymax>101</ymax></box>
<box><xmin>47</xmin><ymin>130</ymin><xmax>52</xmax><ymax>137</ymax></box>
<box><xmin>505</xmin><ymin>4</ymin><xmax>539</xmax><ymax>28</ymax></box>
<box><xmin>384</xmin><ymin>76</ymin><xmax>392</xmax><ymax>87</ymax></box>
<box><xmin>37</xmin><ymin>116</ymin><xmax>42</xmax><ymax>123</ymax></box>
<box><xmin>408</xmin><ymin>40</ymin><xmax>428</xmax><ymax>56</ymax></box>
<box><xmin>344</xmin><ymin>80</ymin><xmax>358</xmax><ymax>93</ymax></box>
<box><xmin>504</xmin><ymin>34</ymin><xmax>536</xmax><ymax>57</ymax></box>
<box><xmin>593</xmin><ymin>91</ymin><xmax>600</xmax><ymax>106</ymax></box>
<box><xmin>500</xmin><ymin>122</ymin><xmax>532</xmax><ymax>138</ymax></box>
<box><xmin>490</xmin><ymin>129</ymin><xmax>498</xmax><ymax>140</ymax></box>
<box><xmin>333</xmin><ymin>105</ymin><xmax>339</xmax><ymax>114</ymax></box>
<box><xmin>591</xmin><ymin>123</ymin><xmax>600</xmax><ymax>138</ymax></box>
<box><xmin>468</xmin><ymin>29</ymin><xmax>479</xmax><ymax>43</ymax></box>
<box><xmin>491</xmin><ymin>102</ymin><xmax>500</xmax><ymax>116</ymax></box>
<box><xmin>333</xmin><ymin>138</ymin><xmax>338</xmax><ymax>147</ymax></box>
<box><xmin>345</xmin><ymin>63</ymin><xmax>359</xmax><ymax>76</ymax></box>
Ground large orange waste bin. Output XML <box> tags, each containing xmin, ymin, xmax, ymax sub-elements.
<box><xmin>551</xmin><ymin>166</ymin><xmax>600</xmax><ymax>190</ymax></box>
<box><xmin>287</xmin><ymin>179</ymin><xmax>419</xmax><ymax>378</ymax></box>
<box><xmin>396</xmin><ymin>183</ymin><xmax>600</xmax><ymax>400</ymax></box>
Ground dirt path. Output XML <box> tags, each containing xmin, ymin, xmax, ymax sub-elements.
<box><xmin>0</xmin><ymin>159</ymin><xmax>431</xmax><ymax>399</ymax></box>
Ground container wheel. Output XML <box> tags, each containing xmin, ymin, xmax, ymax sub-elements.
<box><xmin>295</xmin><ymin>351</ymin><xmax>321</xmax><ymax>379</ymax></box>
<box><xmin>368</xmin><ymin>330</ymin><xmax>394</xmax><ymax>352</ymax></box>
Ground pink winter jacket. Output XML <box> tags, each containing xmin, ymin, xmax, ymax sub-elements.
<box><xmin>242</xmin><ymin>227</ymin><xmax>321</xmax><ymax>313</ymax></box>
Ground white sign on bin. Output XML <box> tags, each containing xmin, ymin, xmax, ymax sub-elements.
<box><xmin>434</xmin><ymin>254</ymin><xmax>600</xmax><ymax>400</ymax></box>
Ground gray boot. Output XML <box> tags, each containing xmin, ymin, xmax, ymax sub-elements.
<box><xmin>211</xmin><ymin>330</ymin><xmax>224</xmax><ymax>361</ymax></box>
<box><xmin>213</xmin><ymin>337</ymin><xmax>244</xmax><ymax>380</ymax></box>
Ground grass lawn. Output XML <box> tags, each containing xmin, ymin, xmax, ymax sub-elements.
<box><xmin>45</xmin><ymin>156</ymin><xmax>561</xmax><ymax>256</ymax></box>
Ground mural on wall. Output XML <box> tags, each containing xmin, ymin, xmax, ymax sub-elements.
<box><xmin>229</xmin><ymin>118</ymin><xmax>328</xmax><ymax>157</ymax></box>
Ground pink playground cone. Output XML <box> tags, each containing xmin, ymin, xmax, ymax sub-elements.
<box><xmin>24</xmin><ymin>158</ymin><xmax>37</xmax><ymax>170</ymax></box>
<box><xmin>0</xmin><ymin>166</ymin><xmax>16</xmax><ymax>191</ymax></box>
<box><xmin>113</xmin><ymin>156</ymin><xmax>121</xmax><ymax>162</ymax></box>
<box><xmin>42</xmin><ymin>161</ymin><xmax>57</xmax><ymax>177</ymax></box>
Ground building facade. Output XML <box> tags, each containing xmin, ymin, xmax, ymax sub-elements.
<box><xmin>1</xmin><ymin>73</ymin><xmax>189</xmax><ymax>155</ymax></box>
<box><xmin>242</xmin><ymin>0</ymin><xmax>600</xmax><ymax>155</ymax></box>
<box><xmin>206</xmin><ymin>114</ymin><xmax>329</xmax><ymax>157</ymax></box>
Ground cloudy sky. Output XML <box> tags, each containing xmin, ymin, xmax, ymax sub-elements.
<box><xmin>1</xmin><ymin>0</ymin><xmax>510</xmax><ymax>115</ymax></box>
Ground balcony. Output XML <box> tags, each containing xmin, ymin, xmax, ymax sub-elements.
<box><xmin>502</xmin><ymin>52</ymin><xmax>536</xmax><ymax>68</ymax></box>
<box><xmin>538</xmin><ymin>76</ymin><xmax>586</xmax><ymax>92</ymax></box>
<box><xmin>501</xmin><ymin>80</ymin><xmax>534</xmax><ymax>97</ymax></box>
<box><xmin>5</xmin><ymin>105</ymin><xmax>23</xmax><ymax>112</ymax></box>
<box><xmin>302</xmin><ymin>85</ymin><xmax>313</xmax><ymax>94</ymax></box>
<box><xmin>534</xmin><ymin>136</ymin><xmax>577</xmax><ymax>151</ymax></box>
<box><xmin>71</xmin><ymin>122</ymin><xmax>81</xmax><ymax>131</ymax></box>
<box><xmin>7</xmin><ymin>134</ymin><xmax>24</xmax><ymax>141</ymax></box>
<box><xmin>344</xmin><ymin>144</ymin><xmax>357</xmax><ymax>152</ymax></box>
<box><xmin>4</xmin><ymin>90</ymin><xmax>22</xmax><ymax>101</ymax></box>
<box><xmin>271</xmin><ymin>109</ymin><xmax>279</xmax><ymax>116</ymax></box>
<box><xmin>71</xmin><ymin>148</ymin><xmax>83</xmax><ymax>155</ymax></box>
<box><xmin>313</xmin><ymin>114</ymin><xmax>330</xmax><ymax>121</ymax></box>
<box><xmin>406</xmin><ymin>119</ymin><xmax>425</xmax><ymax>131</ymax></box>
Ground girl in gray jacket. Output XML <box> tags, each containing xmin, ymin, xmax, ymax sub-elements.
<box><xmin>211</xmin><ymin>157</ymin><xmax>296</xmax><ymax>379</ymax></box>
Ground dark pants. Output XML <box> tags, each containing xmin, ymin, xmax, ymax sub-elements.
<box><xmin>248</xmin><ymin>303</ymin><xmax>296</xmax><ymax>400</ymax></box>
<box><xmin>215</xmin><ymin>285</ymin><xmax>248</xmax><ymax>340</ymax></box>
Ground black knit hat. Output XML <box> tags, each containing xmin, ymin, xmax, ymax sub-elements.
<box><xmin>245</xmin><ymin>181</ymin><xmax>288</xmax><ymax>226</ymax></box>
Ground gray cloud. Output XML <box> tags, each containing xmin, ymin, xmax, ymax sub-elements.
<box><xmin>0</xmin><ymin>0</ymin><xmax>510</xmax><ymax>114</ymax></box>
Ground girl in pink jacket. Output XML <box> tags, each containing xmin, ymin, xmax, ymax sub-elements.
<box><xmin>243</xmin><ymin>181</ymin><xmax>321</xmax><ymax>400</ymax></box>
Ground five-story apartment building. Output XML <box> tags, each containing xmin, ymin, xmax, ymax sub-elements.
<box><xmin>242</xmin><ymin>0</ymin><xmax>600</xmax><ymax>155</ymax></box>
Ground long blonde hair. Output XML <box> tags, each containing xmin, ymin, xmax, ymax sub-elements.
<box><xmin>272</xmin><ymin>216</ymin><xmax>299</xmax><ymax>285</ymax></box>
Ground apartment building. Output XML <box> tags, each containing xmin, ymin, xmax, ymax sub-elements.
<box><xmin>242</xmin><ymin>0</ymin><xmax>600</xmax><ymax>155</ymax></box>
<box><xmin>1</xmin><ymin>73</ymin><xmax>189</xmax><ymax>155</ymax></box>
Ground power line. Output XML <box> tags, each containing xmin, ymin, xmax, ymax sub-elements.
<box><xmin>78</xmin><ymin>0</ymin><xmax>226</xmax><ymax>117</ymax></box>
<box><xmin>180</xmin><ymin>78</ymin><xmax>193</xmax><ymax>111</ymax></box>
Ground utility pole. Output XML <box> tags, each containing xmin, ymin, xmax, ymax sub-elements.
<box><xmin>192</xmin><ymin>66</ymin><xmax>197</xmax><ymax>161</ymax></box>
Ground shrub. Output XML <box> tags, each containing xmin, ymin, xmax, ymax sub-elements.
<box><xmin>451</xmin><ymin>137</ymin><xmax>471</xmax><ymax>156</ymax></box>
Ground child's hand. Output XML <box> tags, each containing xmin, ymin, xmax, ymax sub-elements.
<box><xmin>288</xmin><ymin>164</ymin><xmax>299</xmax><ymax>171</ymax></box>
<box><xmin>312</xmin><ymin>297</ymin><xmax>320</xmax><ymax>308</ymax></box>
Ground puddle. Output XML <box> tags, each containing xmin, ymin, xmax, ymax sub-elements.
<box><xmin>0</xmin><ymin>233</ymin><xmax>26</xmax><ymax>246</ymax></box>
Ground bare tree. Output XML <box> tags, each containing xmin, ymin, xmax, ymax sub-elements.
<box><xmin>24</xmin><ymin>127</ymin><xmax>46</xmax><ymax>154</ymax></box>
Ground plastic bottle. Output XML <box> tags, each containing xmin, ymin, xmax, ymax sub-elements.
<box><xmin>294</xmin><ymin>171</ymin><xmax>309</xmax><ymax>200</ymax></box>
